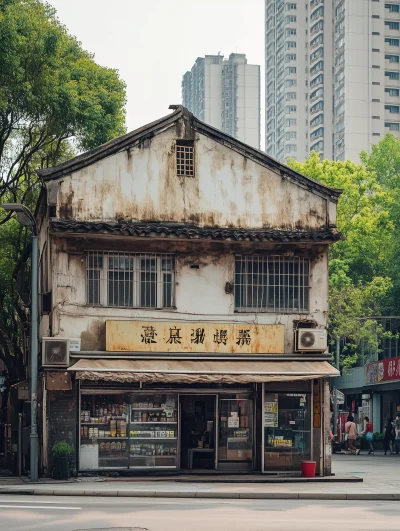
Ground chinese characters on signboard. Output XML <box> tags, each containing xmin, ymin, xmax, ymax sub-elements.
<box><xmin>106</xmin><ymin>321</ymin><xmax>285</xmax><ymax>354</ymax></box>
<box><xmin>365</xmin><ymin>355</ymin><xmax>400</xmax><ymax>385</ymax></box>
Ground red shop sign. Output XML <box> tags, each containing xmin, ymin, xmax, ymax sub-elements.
<box><xmin>365</xmin><ymin>356</ymin><xmax>400</xmax><ymax>385</ymax></box>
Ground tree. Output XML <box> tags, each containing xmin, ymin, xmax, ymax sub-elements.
<box><xmin>289</xmin><ymin>153</ymin><xmax>394</xmax><ymax>284</ymax></box>
<box><xmin>288</xmin><ymin>153</ymin><xmax>395</xmax><ymax>366</ymax></box>
<box><xmin>360</xmin><ymin>133</ymin><xmax>400</xmax><ymax>190</ymax></box>
<box><xmin>361</xmin><ymin>134</ymin><xmax>400</xmax><ymax>311</ymax></box>
<box><xmin>0</xmin><ymin>0</ymin><xmax>126</xmax><ymax>212</ymax></box>
<box><xmin>0</xmin><ymin>0</ymin><xmax>127</xmax><ymax>379</ymax></box>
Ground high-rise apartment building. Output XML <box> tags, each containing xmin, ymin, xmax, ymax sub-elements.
<box><xmin>182</xmin><ymin>53</ymin><xmax>261</xmax><ymax>149</ymax></box>
<box><xmin>265</xmin><ymin>0</ymin><xmax>400</xmax><ymax>163</ymax></box>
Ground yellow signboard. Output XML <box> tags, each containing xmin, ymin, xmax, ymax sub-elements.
<box><xmin>106</xmin><ymin>321</ymin><xmax>284</xmax><ymax>354</ymax></box>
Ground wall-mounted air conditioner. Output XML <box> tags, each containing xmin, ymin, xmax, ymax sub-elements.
<box><xmin>42</xmin><ymin>338</ymin><xmax>70</xmax><ymax>368</ymax></box>
<box><xmin>295</xmin><ymin>329</ymin><xmax>328</xmax><ymax>352</ymax></box>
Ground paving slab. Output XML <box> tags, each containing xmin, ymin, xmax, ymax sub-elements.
<box><xmin>0</xmin><ymin>453</ymin><xmax>398</xmax><ymax>500</ymax></box>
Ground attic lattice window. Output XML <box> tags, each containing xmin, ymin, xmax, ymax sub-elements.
<box><xmin>176</xmin><ymin>141</ymin><xmax>194</xmax><ymax>177</ymax></box>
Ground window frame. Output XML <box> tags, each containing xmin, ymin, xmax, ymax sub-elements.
<box><xmin>386</xmin><ymin>4</ymin><xmax>400</xmax><ymax>13</ymax></box>
<box><xmin>234</xmin><ymin>255</ymin><xmax>310</xmax><ymax>314</ymax></box>
<box><xmin>176</xmin><ymin>141</ymin><xmax>194</xmax><ymax>177</ymax></box>
<box><xmin>386</xmin><ymin>87</ymin><xmax>400</xmax><ymax>96</ymax></box>
<box><xmin>86</xmin><ymin>252</ymin><xmax>176</xmax><ymax>309</ymax></box>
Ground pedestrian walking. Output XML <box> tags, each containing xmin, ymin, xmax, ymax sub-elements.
<box><xmin>395</xmin><ymin>414</ymin><xmax>400</xmax><ymax>455</ymax></box>
<box><xmin>384</xmin><ymin>418</ymin><xmax>394</xmax><ymax>455</ymax></box>
<box><xmin>345</xmin><ymin>415</ymin><xmax>357</xmax><ymax>454</ymax></box>
<box><xmin>356</xmin><ymin>416</ymin><xmax>374</xmax><ymax>455</ymax></box>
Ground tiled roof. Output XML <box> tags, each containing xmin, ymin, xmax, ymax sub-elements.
<box><xmin>50</xmin><ymin>220</ymin><xmax>343</xmax><ymax>243</ymax></box>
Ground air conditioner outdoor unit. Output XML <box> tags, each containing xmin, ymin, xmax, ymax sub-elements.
<box><xmin>42</xmin><ymin>338</ymin><xmax>70</xmax><ymax>368</ymax></box>
<box><xmin>295</xmin><ymin>329</ymin><xmax>328</xmax><ymax>352</ymax></box>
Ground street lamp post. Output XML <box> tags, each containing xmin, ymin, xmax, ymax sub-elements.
<box><xmin>2</xmin><ymin>203</ymin><xmax>38</xmax><ymax>482</ymax></box>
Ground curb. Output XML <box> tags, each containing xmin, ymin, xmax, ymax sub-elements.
<box><xmin>0</xmin><ymin>488</ymin><xmax>399</xmax><ymax>501</ymax></box>
<box><xmin>174</xmin><ymin>477</ymin><xmax>363</xmax><ymax>484</ymax></box>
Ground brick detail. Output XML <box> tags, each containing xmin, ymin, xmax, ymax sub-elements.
<box><xmin>48</xmin><ymin>387</ymin><xmax>77</xmax><ymax>472</ymax></box>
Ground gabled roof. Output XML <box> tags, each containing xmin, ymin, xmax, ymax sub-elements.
<box><xmin>37</xmin><ymin>105</ymin><xmax>341</xmax><ymax>201</ymax></box>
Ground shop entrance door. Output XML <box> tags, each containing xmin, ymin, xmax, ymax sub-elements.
<box><xmin>179</xmin><ymin>395</ymin><xmax>216</xmax><ymax>470</ymax></box>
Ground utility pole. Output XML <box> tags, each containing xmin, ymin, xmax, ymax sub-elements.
<box><xmin>30</xmin><ymin>232</ymin><xmax>39</xmax><ymax>482</ymax></box>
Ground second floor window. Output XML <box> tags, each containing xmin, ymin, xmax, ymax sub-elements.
<box><xmin>235</xmin><ymin>256</ymin><xmax>310</xmax><ymax>313</ymax></box>
<box><xmin>86</xmin><ymin>252</ymin><xmax>175</xmax><ymax>309</ymax></box>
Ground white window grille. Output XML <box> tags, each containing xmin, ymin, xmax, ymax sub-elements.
<box><xmin>86</xmin><ymin>252</ymin><xmax>175</xmax><ymax>309</ymax></box>
<box><xmin>234</xmin><ymin>256</ymin><xmax>310</xmax><ymax>313</ymax></box>
<box><xmin>176</xmin><ymin>142</ymin><xmax>194</xmax><ymax>177</ymax></box>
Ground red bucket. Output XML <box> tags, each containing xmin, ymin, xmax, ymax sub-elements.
<box><xmin>301</xmin><ymin>460</ymin><xmax>316</xmax><ymax>478</ymax></box>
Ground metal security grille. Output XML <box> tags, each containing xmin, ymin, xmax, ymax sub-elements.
<box><xmin>176</xmin><ymin>143</ymin><xmax>194</xmax><ymax>176</ymax></box>
<box><xmin>86</xmin><ymin>252</ymin><xmax>175</xmax><ymax>309</ymax></box>
<box><xmin>234</xmin><ymin>255</ymin><xmax>310</xmax><ymax>313</ymax></box>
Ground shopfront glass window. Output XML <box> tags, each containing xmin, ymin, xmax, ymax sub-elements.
<box><xmin>218</xmin><ymin>395</ymin><xmax>253</xmax><ymax>471</ymax></box>
<box><xmin>80</xmin><ymin>393</ymin><xmax>129</xmax><ymax>470</ymax></box>
<box><xmin>130</xmin><ymin>394</ymin><xmax>178</xmax><ymax>469</ymax></box>
<box><xmin>264</xmin><ymin>391</ymin><xmax>311</xmax><ymax>471</ymax></box>
<box><xmin>79</xmin><ymin>392</ymin><xmax>178</xmax><ymax>471</ymax></box>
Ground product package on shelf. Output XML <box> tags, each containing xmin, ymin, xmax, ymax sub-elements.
<box><xmin>129</xmin><ymin>428</ymin><xmax>175</xmax><ymax>439</ymax></box>
<box><xmin>99</xmin><ymin>440</ymin><xmax>128</xmax><ymax>455</ymax></box>
<box><xmin>130</xmin><ymin>443</ymin><xmax>177</xmax><ymax>457</ymax></box>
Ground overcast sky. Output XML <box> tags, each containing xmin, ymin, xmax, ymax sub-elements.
<box><xmin>48</xmin><ymin>0</ymin><xmax>265</xmax><ymax>135</ymax></box>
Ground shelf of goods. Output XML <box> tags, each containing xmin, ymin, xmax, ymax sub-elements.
<box><xmin>80</xmin><ymin>400</ymin><xmax>130</xmax><ymax>470</ymax></box>
<box><xmin>129</xmin><ymin>397</ymin><xmax>178</xmax><ymax>469</ymax></box>
<box><xmin>80</xmin><ymin>395</ymin><xmax>179</xmax><ymax>470</ymax></box>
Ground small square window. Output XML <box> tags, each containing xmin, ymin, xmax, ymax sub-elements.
<box><xmin>176</xmin><ymin>142</ymin><xmax>194</xmax><ymax>177</ymax></box>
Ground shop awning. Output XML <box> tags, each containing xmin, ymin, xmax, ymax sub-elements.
<box><xmin>68</xmin><ymin>359</ymin><xmax>339</xmax><ymax>384</ymax></box>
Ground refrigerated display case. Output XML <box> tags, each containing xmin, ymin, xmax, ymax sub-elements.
<box><xmin>129</xmin><ymin>393</ymin><xmax>178</xmax><ymax>469</ymax></box>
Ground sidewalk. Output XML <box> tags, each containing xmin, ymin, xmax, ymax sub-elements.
<box><xmin>0</xmin><ymin>453</ymin><xmax>399</xmax><ymax>501</ymax></box>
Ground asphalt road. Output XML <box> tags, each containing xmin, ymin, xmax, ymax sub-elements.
<box><xmin>0</xmin><ymin>495</ymin><xmax>399</xmax><ymax>531</ymax></box>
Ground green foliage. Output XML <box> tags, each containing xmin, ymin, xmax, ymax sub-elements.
<box><xmin>289</xmin><ymin>153</ymin><xmax>394</xmax><ymax>284</ymax></box>
<box><xmin>288</xmin><ymin>149</ymin><xmax>397</xmax><ymax>367</ymax></box>
<box><xmin>52</xmin><ymin>440</ymin><xmax>73</xmax><ymax>458</ymax></box>
<box><xmin>373</xmin><ymin>432</ymin><xmax>384</xmax><ymax>441</ymax></box>
<box><xmin>0</xmin><ymin>0</ymin><xmax>126</xmax><ymax>378</ymax></box>
<box><xmin>0</xmin><ymin>0</ymin><xmax>126</xmax><ymax>206</ymax></box>
<box><xmin>361</xmin><ymin>134</ymin><xmax>400</xmax><ymax>309</ymax></box>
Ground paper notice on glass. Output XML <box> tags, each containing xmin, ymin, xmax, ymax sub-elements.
<box><xmin>265</xmin><ymin>402</ymin><xmax>278</xmax><ymax>413</ymax></box>
<box><xmin>265</xmin><ymin>402</ymin><xmax>278</xmax><ymax>427</ymax></box>
<box><xmin>228</xmin><ymin>416</ymin><xmax>240</xmax><ymax>428</ymax></box>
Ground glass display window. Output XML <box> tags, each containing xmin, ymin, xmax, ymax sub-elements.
<box><xmin>129</xmin><ymin>393</ymin><xmax>178</xmax><ymax>469</ymax></box>
<box><xmin>79</xmin><ymin>391</ymin><xmax>178</xmax><ymax>470</ymax></box>
<box><xmin>218</xmin><ymin>394</ymin><xmax>253</xmax><ymax>471</ymax></box>
<box><xmin>264</xmin><ymin>390</ymin><xmax>311</xmax><ymax>472</ymax></box>
<box><xmin>80</xmin><ymin>392</ymin><xmax>129</xmax><ymax>470</ymax></box>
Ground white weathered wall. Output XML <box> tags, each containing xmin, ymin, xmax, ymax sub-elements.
<box><xmin>46</xmin><ymin>245</ymin><xmax>329</xmax><ymax>353</ymax></box>
<box><xmin>52</xmin><ymin>126</ymin><xmax>335</xmax><ymax>230</ymax></box>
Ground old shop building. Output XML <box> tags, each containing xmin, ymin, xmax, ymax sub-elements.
<box><xmin>35</xmin><ymin>105</ymin><xmax>340</xmax><ymax>475</ymax></box>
